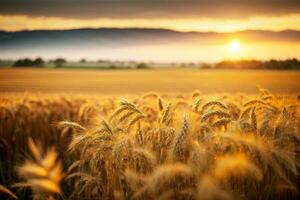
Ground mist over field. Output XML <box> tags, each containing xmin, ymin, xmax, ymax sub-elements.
<box><xmin>1</xmin><ymin>28</ymin><xmax>300</xmax><ymax>62</ymax></box>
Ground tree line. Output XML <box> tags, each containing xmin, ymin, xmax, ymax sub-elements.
<box><xmin>11</xmin><ymin>57</ymin><xmax>150</xmax><ymax>69</ymax></box>
<box><xmin>10</xmin><ymin>57</ymin><xmax>300</xmax><ymax>70</ymax></box>
<box><xmin>13</xmin><ymin>58</ymin><xmax>66</xmax><ymax>67</ymax></box>
<box><xmin>214</xmin><ymin>59</ymin><xmax>300</xmax><ymax>70</ymax></box>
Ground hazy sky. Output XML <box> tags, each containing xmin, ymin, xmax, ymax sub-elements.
<box><xmin>1</xmin><ymin>0</ymin><xmax>300</xmax><ymax>32</ymax></box>
<box><xmin>1</xmin><ymin>0</ymin><xmax>300</xmax><ymax>62</ymax></box>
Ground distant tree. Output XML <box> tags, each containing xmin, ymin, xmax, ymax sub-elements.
<box><xmin>13</xmin><ymin>59</ymin><xmax>23</xmax><ymax>67</ymax></box>
<box><xmin>13</xmin><ymin>57</ymin><xmax>45</xmax><ymax>67</ymax></box>
<box><xmin>201</xmin><ymin>63</ymin><xmax>213</xmax><ymax>69</ymax></box>
<box><xmin>136</xmin><ymin>63</ymin><xmax>149</xmax><ymax>69</ymax></box>
<box><xmin>80</xmin><ymin>58</ymin><xmax>86</xmax><ymax>63</ymax></box>
<box><xmin>13</xmin><ymin>58</ymin><xmax>33</xmax><ymax>67</ymax></box>
<box><xmin>32</xmin><ymin>57</ymin><xmax>45</xmax><ymax>67</ymax></box>
<box><xmin>54</xmin><ymin>58</ymin><xmax>67</xmax><ymax>68</ymax></box>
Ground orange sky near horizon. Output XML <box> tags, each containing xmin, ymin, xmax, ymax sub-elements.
<box><xmin>1</xmin><ymin>14</ymin><xmax>300</xmax><ymax>32</ymax></box>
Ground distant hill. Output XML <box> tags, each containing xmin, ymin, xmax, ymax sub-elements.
<box><xmin>0</xmin><ymin>28</ymin><xmax>299</xmax><ymax>61</ymax></box>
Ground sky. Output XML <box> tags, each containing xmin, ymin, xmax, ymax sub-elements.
<box><xmin>1</xmin><ymin>0</ymin><xmax>300</xmax><ymax>32</ymax></box>
<box><xmin>1</xmin><ymin>0</ymin><xmax>300</xmax><ymax>62</ymax></box>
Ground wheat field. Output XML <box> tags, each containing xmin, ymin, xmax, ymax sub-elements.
<box><xmin>1</xmin><ymin>68</ymin><xmax>300</xmax><ymax>93</ymax></box>
<box><xmin>0</xmin><ymin>86</ymin><xmax>299</xmax><ymax>200</ymax></box>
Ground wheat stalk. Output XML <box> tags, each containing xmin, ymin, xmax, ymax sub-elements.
<box><xmin>0</xmin><ymin>184</ymin><xmax>17</xmax><ymax>199</ymax></box>
<box><xmin>16</xmin><ymin>138</ymin><xmax>64</xmax><ymax>200</ymax></box>
<box><xmin>171</xmin><ymin>116</ymin><xmax>190</xmax><ymax>162</ymax></box>
<box><xmin>202</xmin><ymin>101</ymin><xmax>227</xmax><ymax>112</ymax></box>
<box><xmin>201</xmin><ymin>111</ymin><xmax>231</xmax><ymax>122</ymax></box>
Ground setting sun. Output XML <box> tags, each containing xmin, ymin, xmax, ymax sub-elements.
<box><xmin>229</xmin><ymin>39</ymin><xmax>241</xmax><ymax>53</ymax></box>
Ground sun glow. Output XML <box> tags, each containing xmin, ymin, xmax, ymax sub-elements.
<box><xmin>229</xmin><ymin>40</ymin><xmax>241</xmax><ymax>53</ymax></box>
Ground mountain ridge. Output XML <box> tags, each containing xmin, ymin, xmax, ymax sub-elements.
<box><xmin>0</xmin><ymin>27</ymin><xmax>300</xmax><ymax>34</ymax></box>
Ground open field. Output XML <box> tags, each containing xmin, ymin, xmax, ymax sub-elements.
<box><xmin>0</xmin><ymin>68</ymin><xmax>300</xmax><ymax>93</ymax></box>
<box><xmin>0</xmin><ymin>68</ymin><xmax>299</xmax><ymax>200</ymax></box>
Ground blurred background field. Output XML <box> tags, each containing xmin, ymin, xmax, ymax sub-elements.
<box><xmin>0</xmin><ymin>68</ymin><xmax>299</xmax><ymax>94</ymax></box>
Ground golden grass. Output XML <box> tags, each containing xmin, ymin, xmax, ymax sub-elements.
<box><xmin>0</xmin><ymin>87</ymin><xmax>299</xmax><ymax>199</ymax></box>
